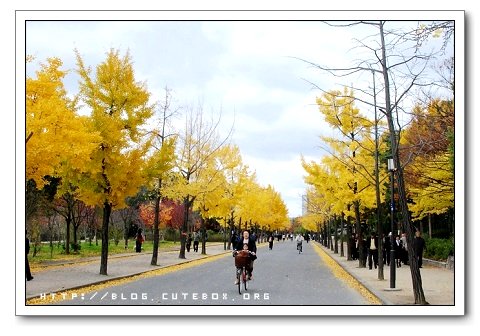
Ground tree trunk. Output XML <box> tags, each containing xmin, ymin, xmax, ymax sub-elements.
<box><xmin>355</xmin><ymin>201</ymin><xmax>366</xmax><ymax>268</ymax></box>
<box><xmin>201</xmin><ymin>219</ymin><xmax>207</xmax><ymax>255</ymax></box>
<box><xmin>100</xmin><ymin>201</ymin><xmax>111</xmax><ymax>275</ymax></box>
<box><xmin>178</xmin><ymin>197</ymin><xmax>190</xmax><ymax>259</ymax></box>
<box><xmin>340</xmin><ymin>214</ymin><xmax>344</xmax><ymax>257</ymax></box>
<box><xmin>227</xmin><ymin>221</ymin><xmax>233</xmax><ymax>250</ymax></box>
<box><xmin>323</xmin><ymin>223</ymin><xmax>328</xmax><ymax>246</ymax></box>
<box><xmin>50</xmin><ymin>226</ymin><xmax>54</xmax><ymax>258</ymax></box>
<box><xmin>334</xmin><ymin>215</ymin><xmax>338</xmax><ymax>254</ymax></box>
<box><xmin>373</xmin><ymin>70</ymin><xmax>384</xmax><ymax>280</ymax></box>
<box><xmin>346</xmin><ymin>219</ymin><xmax>352</xmax><ymax>261</ymax></box>
<box><xmin>124</xmin><ymin>216</ymin><xmax>129</xmax><ymax>249</ymax></box>
<box><xmin>428</xmin><ymin>214</ymin><xmax>432</xmax><ymax>239</ymax></box>
<box><xmin>396</xmin><ymin>166</ymin><xmax>428</xmax><ymax>304</ymax></box>
<box><xmin>65</xmin><ymin>214</ymin><xmax>71</xmax><ymax>255</ymax></box>
<box><xmin>73</xmin><ymin>224</ymin><xmax>78</xmax><ymax>252</ymax></box>
<box><xmin>379</xmin><ymin>20</ymin><xmax>427</xmax><ymax>304</ymax></box>
<box><xmin>328</xmin><ymin>219</ymin><xmax>333</xmax><ymax>250</ymax></box>
<box><xmin>151</xmin><ymin>188</ymin><xmax>161</xmax><ymax>265</ymax></box>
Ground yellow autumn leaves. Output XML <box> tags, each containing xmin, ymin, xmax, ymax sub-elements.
<box><xmin>26</xmin><ymin>49</ymin><xmax>291</xmax><ymax>239</ymax></box>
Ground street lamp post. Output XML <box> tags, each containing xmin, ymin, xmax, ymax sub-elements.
<box><xmin>224</xmin><ymin>218</ymin><xmax>227</xmax><ymax>250</ymax></box>
<box><xmin>388</xmin><ymin>158</ymin><xmax>396</xmax><ymax>289</ymax></box>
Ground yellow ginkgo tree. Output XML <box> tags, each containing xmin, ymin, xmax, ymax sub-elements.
<box><xmin>400</xmin><ymin>99</ymin><xmax>454</xmax><ymax>223</ymax></box>
<box><xmin>26</xmin><ymin>57</ymin><xmax>99</xmax><ymax>188</ymax></box>
<box><xmin>408</xmin><ymin>153</ymin><xmax>454</xmax><ymax>220</ymax></box>
<box><xmin>173</xmin><ymin>105</ymin><xmax>230</xmax><ymax>259</ymax></box>
<box><xmin>304</xmin><ymin>87</ymin><xmax>384</xmax><ymax>267</ymax></box>
<box><xmin>143</xmin><ymin>87</ymin><xmax>178</xmax><ymax>266</ymax></box>
<box><xmin>75</xmin><ymin>49</ymin><xmax>154</xmax><ymax>275</ymax></box>
<box><xmin>26</xmin><ymin>56</ymin><xmax>101</xmax><ymax>254</ymax></box>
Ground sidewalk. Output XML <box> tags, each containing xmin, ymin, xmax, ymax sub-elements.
<box><xmin>25</xmin><ymin>241</ymin><xmax>455</xmax><ymax>305</ymax></box>
<box><xmin>317</xmin><ymin>242</ymin><xmax>455</xmax><ymax>305</ymax></box>
<box><xmin>26</xmin><ymin>242</ymin><xmax>230</xmax><ymax>300</ymax></box>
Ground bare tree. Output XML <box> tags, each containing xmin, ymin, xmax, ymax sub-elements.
<box><xmin>149</xmin><ymin>87</ymin><xmax>181</xmax><ymax>265</ymax></box>
<box><xmin>176</xmin><ymin>103</ymin><xmax>232</xmax><ymax>259</ymax></box>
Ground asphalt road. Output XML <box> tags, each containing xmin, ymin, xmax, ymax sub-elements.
<box><xmin>56</xmin><ymin>240</ymin><xmax>371</xmax><ymax>306</ymax></box>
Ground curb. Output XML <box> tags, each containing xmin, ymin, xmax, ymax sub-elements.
<box><xmin>314</xmin><ymin>242</ymin><xmax>390</xmax><ymax>305</ymax></box>
<box><xmin>26</xmin><ymin>248</ymin><xmax>232</xmax><ymax>302</ymax></box>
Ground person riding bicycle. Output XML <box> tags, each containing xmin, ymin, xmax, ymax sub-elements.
<box><xmin>296</xmin><ymin>233</ymin><xmax>304</xmax><ymax>253</ymax></box>
<box><xmin>233</xmin><ymin>230</ymin><xmax>257</xmax><ymax>284</ymax></box>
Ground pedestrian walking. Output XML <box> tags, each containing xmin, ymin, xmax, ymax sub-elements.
<box><xmin>268</xmin><ymin>234</ymin><xmax>274</xmax><ymax>250</ymax></box>
<box><xmin>193</xmin><ymin>231</ymin><xmax>200</xmax><ymax>252</ymax></box>
<box><xmin>413</xmin><ymin>230</ymin><xmax>426</xmax><ymax>268</ymax></box>
<box><xmin>367</xmin><ymin>232</ymin><xmax>379</xmax><ymax>270</ymax></box>
<box><xmin>186</xmin><ymin>233</ymin><xmax>192</xmax><ymax>252</ymax></box>
<box><xmin>394</xmin><ymin>235</ymin><xmax>403</xmax><ymax>267</ymax></box>
<box><xmin>26</xmin><ymin>230</ymin><xmax>33</xmax><ymax>281</ymax></box>
<box><xmin>349</xmin><ymin>233</ymin><xmax>357</xmax><ymax>260</ymax></box>
<box><xmin>296</xmin><ymin>233</ymin><xmax>303</xmax><ymax>253</ymax></box>
<box><xmin>401</xmin><ymin>232</ymin><xmax>409</xmax><ymax>265</ymax></box>
<box><xmin>135</xmin><ymin>228</ymin><xmax>144</xmax><ymax>253</ymax></box>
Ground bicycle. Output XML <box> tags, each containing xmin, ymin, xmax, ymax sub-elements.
<box><xmin>233</xmin><ymin>250</ymin><xmax>253</xmax><ymax>295</ymax></box>
<box><xmin>297</xmin><ymin>241</ymin><xmax>302</xmax><ymax>254</ymax></box>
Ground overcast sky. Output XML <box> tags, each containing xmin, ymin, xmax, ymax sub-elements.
<box><xmin>24</xmin><ymin>13</ymin><xmax>458</xmax><ymax>217</ymax></box>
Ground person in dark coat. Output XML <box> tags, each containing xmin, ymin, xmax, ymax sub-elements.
<box><xmin>268</xmin><ymin>234</ymin><xmax>274</xmax><ymax>250</ymax></box>
<box><xmin>233</xmin><ymin>230</ymin><xmax>257</xmax><ymax>282</ymax></box>
<box><xmin>413</xmin><ymin>230</ymin><xmax>426</xmax><ymax>268</ymax></box>
<box><xmin>26</xmin><ymin>230</ymin><xmax>33</xmax><ymax>281</ymax></box>
<box><xmin>135</xmin><ymin>228</ymin><xmax>144</xmax><ymax>253</ymax></box>
<box><xmin>186</xmin><ymin>233</ymin><xmax>192</xmax><ymax>252</ymax></box>
<box><xmin>383</xmin><ymin>232</ymin><xmax>392</xmax><ymax>266</ymax></box>
<box><xmin>349</xmin><ymin>234</ymin><xmax>357</xmax><ymax>260</ymax></box>
<box><xmin>366</xmin><ymin>232</ymin><xmax>379</xmax><ymax>270</ymax></box>
<box><xmin>393</xmin><ymin>235</ymin><xmax>403</xmax><ymax>267</ymax></box>
<box><xmin>193</xmin><ymin>231</ymin><xmax>200</xmax><ymax>252</ymax></box>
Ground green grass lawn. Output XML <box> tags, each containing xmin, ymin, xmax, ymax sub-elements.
<box><xmin>29</xmin><ymin>240</ymin><xmax>181</xmax><ymax>265</ymax></box>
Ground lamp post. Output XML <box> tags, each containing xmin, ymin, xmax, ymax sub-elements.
<box><xmin>388</xmin><ymin>158</ymin><xmax>396</xmax><ymax>289</ymax></box>
<box><xmin>224</xmin><ymin>218</ymin><xmax>227</xmax><ymax>250</ymax></box>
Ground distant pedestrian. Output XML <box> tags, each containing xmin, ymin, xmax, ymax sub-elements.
<box><xmin>26</xmin><ymin>230</ymin><xmax>33</xmax><ymax>281</ymax></box>
<box><xmin>400</xmin><ymin>232</ymin><xmax>409</xmax><ymax>265</ymax></box>
<box><xmin>413</xmin><ymin>230</ymin><xmax>426</xmax><ymax>268</ymax></box>
<box><xmin>367</xmin><ymin>232</ymin><xmax>379</xmax><ymax>270</ymax></box>
<box><xmin>186</xmin><ymin>233</ymin><xmax>192</xmax><ymax>252</ymax></box>
<box><xmin>394</xmin><ymin>235</ymin><xmax>403</xmax><ymax>267</ymax></box>
<box><xmin>193</xmin><ymin>231</ymin><xmax>200</xmax><ymax>252</ymax></box>
<box><xmin>135</xmin><ymin>228</ymin><xmax>144</xmax><ymax>253</ymax></box>
<box><xmin>296</xmin><ymin>234</ymin><xmax>304</xmax><ymax>253</ymax></box>
<box><xmin>268</xmin><ymin>234</ymin><xmax>274</xmax><ymax>250</ymax></box>
<box><xmin>349</xmin><ymin>233</ymin><xmax>357</xmax><ymax>260</ymax></box>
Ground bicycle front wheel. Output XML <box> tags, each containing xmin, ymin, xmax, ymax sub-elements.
<box><xmin>237</xmin><ymin>268</ymin><xmax>242</xmax><ymax>295</ymax></box>
<box><xmin>242</xmin><ymin>268</ymin><xmax>248</xmax><ymax>291</ymax></box>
